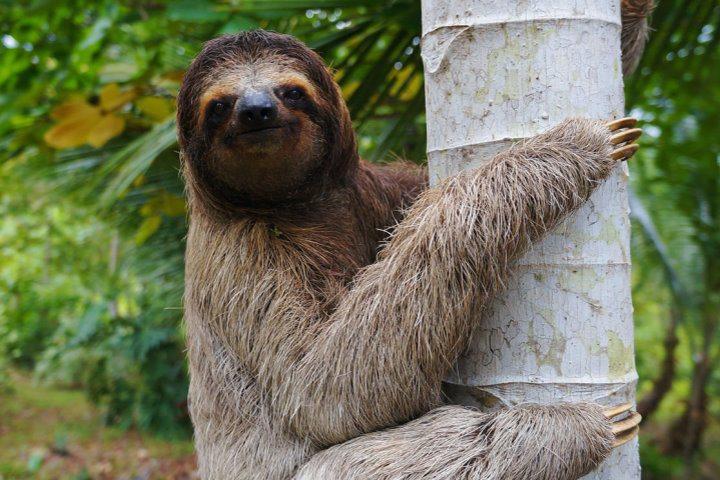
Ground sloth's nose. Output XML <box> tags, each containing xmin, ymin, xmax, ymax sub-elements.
<box><xmin>237</xmin><ymin>91</ymin><xmax>278</xmax><ymax>128</ymax></box>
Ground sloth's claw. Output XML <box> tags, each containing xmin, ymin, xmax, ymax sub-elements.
<box><xmin>605</xmin><ymin>118</ymin><xmax>642</xmax><ymax>162</ymax></box>
<box><xmin>611</xmin><ymin>411</ymin><xmax>642</xmax><ymax>435</ymax></box>
<box><xmin>613</xmin><ymin>426</ymin><xmax>640</xmax><ymax>448</ymax></box>
<box><xmin>611</xmin><ymin>128</ymin><xmax>643</xmax><ymax>145</ymax></box>
<box><xmin>606</xmin><ymin>117</ymin><xmax>638</xmax><ymax>131</ymax></box>
<box><xmin>612</xmin><ymin>143</ymin><xmax>639</xmax><ymax>161</ymax></box>
<box><xmin>603</xmin><ymin>403</ymin><xmax>641</xmax><ymax>449</ymax></box>
<box><xmin>603</xmin><ymin>402</ymin><xmax>633</xmax><ymax>419</ymax></box>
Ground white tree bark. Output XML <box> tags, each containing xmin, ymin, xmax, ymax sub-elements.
<box><xmin>421</xmin><ymin>1</ymin><xmax>639</xmax><ymax>478</ymax></box>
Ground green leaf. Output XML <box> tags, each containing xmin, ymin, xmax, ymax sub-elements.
<box><xmin>219</xmin><ymin>16</ymin><xmax>261</xmax><ymax>34</ymax></box>
<box><xmin>168</xmin><ymin>0</ymin><xmax>227</xmax><ymax>22</ymax></box>
<box><xmin>97</xmin><ymin>118</ymin><xmax>177</xmax><ymax>207</ymax></box>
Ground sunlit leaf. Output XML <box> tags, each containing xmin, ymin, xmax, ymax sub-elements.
<box><xmin>134</xmin><ymin>215</ymin><xmax>162</xmax><ymax>245</ymax></box>
<box><xmin>341</xmin><ymin>80</ymin><xmax>361</xmax><ymax>98</ymax></box>
<box><xmin>133</xmin><ymin>174</ymin><xmax>147</xmax><ymax>188</ymax></box>
<box><xmin>139</xmin><ymin>192</ymin><xmax>187</xmax><ymax>217</ymax></box>
<box><xmin>44</xmin><ymin>110</ymin><xmax>103</xmax><ymax>149</ymax></box>
<box><xmin>99</xmin><ymin>83</ymin><xmax>136</xmax><ymax>111</ymax></box>
<box><xmin>86</xmin><ymin>114</ymin><xmax>125</xmax><ymax>148</ymax></box>
<box><xmin>136</xmin><ymin>97</ymin><xmax>175</xmax><ymax>122</ymax></box>
<box><xmin>50</xmin><ymin>100</ymin><xmax>98</xmax><ymax>122</ymax></box>
<box><xmin>99</xmin><ymin>62</ymin><xmax>141</xmax><ymax>84</ymax></box>
<box><xmin>160</xmin><ymin>194</ymin><xmax>187</xmax><ymax>217</ymax></box>
<box><xmin>162</xmin><ymin>70</ymin><xmax>186</xmax><ymax>82</ymax></box>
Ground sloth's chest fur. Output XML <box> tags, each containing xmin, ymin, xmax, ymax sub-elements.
<box><xmin>185</xmin><ymin>214</ymin><xmax>377</xmax><ymax>368</ymax></box>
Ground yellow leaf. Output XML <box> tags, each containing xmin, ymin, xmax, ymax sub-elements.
<box><xmin>50</xmin><ymin>100</ymin><xmax>99</xmax><ymax>122</ymax></box>
<box><xmin>99</xmin><ymin>83</ymin><xmax>136</xmax><ymax>111</ymax></box>
<box><xmin>136</xmin><ymin>96</ymin><xmax>174</xmax><ymax>121</ymax></box>
<box><xmin>341</xmin><ymin>80</ymin><xmax>361</xmax><ymax>98</ymax></box>
<box><xmin>139</xmin><ymin>202</ymin><xmax>154</xmax><ymax>217</ymax></box>
<box><xmin>162</xmin><ymin>70</ymin><xmax>185</xmax><ymax>82</ymax></box>
<box><xmin>134</xmin><ymin>215</ymin><xmax>162</xmax><ymax>245</ymax></box>
<box><xmin>133</xmin><ymin>174</ymin><xmax>147</xmax><ymax>188</ymax></box>
<box><xmin>86</xmin><ymin>114</ymin><xmax>125</xmax><ymax>148</ymax></box>
<box><xmin>160</xmin><ymin>193</ymin><xmax>186</xmax><ymax>216</ymax></box>
<box><xmin>44</xmin><ymin>110</ymin><xmax>103</xmax><ymax>149</ymax></box>
<box><xmin>399</xmin><ymin>74</ymin><xmax>423</xmax><ymax>101</ymax></box>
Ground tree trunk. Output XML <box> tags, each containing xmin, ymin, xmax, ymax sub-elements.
<box><xmin>665</xmin><ymin>349</ymin><xmax>711</xmax><ymax>459</ymax></box>
<box><xmin>636</xmin><ymin>303</ymin><xmax>679</xmax><ymax>419</ymax></box>
<box><xmin>666</xmin><ymin>304</ymin><xmax>717</xmax><ymax>461</ymax></box>
<box><xmin>421</xmin><ymin>1</ymin><xmax>639</xmax><ymax>478</ymax></box>
<box><xmin>630</xmin><ymin>191</ymin><xmax>683</xmax><ymax>420</ymax></box>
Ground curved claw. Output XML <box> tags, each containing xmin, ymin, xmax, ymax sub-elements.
<box><xmin>603</xmin><ymin>404</ymin><xmax>642</xmax><ymax>449</ymax></box>
<box><xmin>612</xmin><ymin>143</ymin><xmax>639</xmax><ymax>161</ymax></box>
<box><xmin>603</xmin><ymin>403</ymin><xmax>633</xmax><ymax>419</ymax></box>
<box><xmin>607</xmin><ymin>117</ymin><xmax>638</xmax><ymax>131</ymax></box>
<box><xmin>612</xmin><ymin>411</ymin><xmax>642</xmax><ymax>435</ymax></box>
<box><xmin>611</xmin><ymin>128</ymin><xmax>643</xmax><ymax>145</ymax></box>
<box><xmin>613</xmin><ymin>425</ymin><xmax>639</xmax><ymax>448</ymax></box>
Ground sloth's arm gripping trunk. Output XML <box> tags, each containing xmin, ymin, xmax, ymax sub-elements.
<box><xmin>295</xmin><ymin>403</ymin><xmax>613</xmax><ymax>480</ymax></box>
<box><xmin>271</xmin><ymin>119</ymin><xmax>623</xmax><ymax>446</ymax></box>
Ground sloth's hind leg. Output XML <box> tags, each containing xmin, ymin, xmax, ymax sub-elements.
<box><xmin>295</xmin><ymin>402</ymin><xmax>639</xmax><ymax>480</ymax></box>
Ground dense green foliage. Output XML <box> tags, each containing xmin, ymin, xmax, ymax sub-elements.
<box><xmin>1</xmin><ymin>0</ymin><xmax>719</xmax><ymax>477</ymax></box>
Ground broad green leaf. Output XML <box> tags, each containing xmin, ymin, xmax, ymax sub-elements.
<box><xmin>168</xmin><ymin>0</ymin><xmax>227</xmax><ymax>22</ymax></box>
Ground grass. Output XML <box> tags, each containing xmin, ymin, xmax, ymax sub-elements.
<box><xmin>0</xmin><ymin>371</ymin><xmax>195</xmax><ymax>480</ymax></box>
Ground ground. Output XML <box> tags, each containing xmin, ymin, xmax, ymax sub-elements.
<box><xmin>0</xmin><ymin>371</ymin><xmax>196</xmax><ymax>480</ymax></box>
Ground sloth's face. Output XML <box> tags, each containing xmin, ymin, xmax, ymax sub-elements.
<box><xmin>197</xmin><ymin>56</ymin><xmax>326</xmax><ymax>203</ymax></box>
<box><xmin>179</xmin><ymin>31</ymin><xmax>357</xmax><ymax>210</ymax></box>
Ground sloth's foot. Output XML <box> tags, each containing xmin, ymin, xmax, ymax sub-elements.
<box><xmin>607</xmin><ymin>117</ymin><xmax>642</xmax><ymax>161</ymax></box>
<box><xmin>604</xmin><ymin>402</ymin><xmax>642</xmax><ymax>448</ymax></box>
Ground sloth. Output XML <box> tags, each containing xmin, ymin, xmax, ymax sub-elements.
<box><xmin>177</xmin><ymin>6</ymin><xmax>651</xmax><ymax>479</ymax></box>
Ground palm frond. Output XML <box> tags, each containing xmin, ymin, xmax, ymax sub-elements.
<box><xmin>629</xmin><ymin>189</ymin><xmax>689</xmax><ymax>303</ymax></box>
<box><xmin>96</xmin><ymin>119</ymin><xmax>177</xmax><ymax>207</ymax></box>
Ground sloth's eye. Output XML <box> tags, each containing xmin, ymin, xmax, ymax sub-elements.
<box><xmin>212</xmin><ymin>101</ymin><xmax>227</xmax><ymax>115</ymax></box>
<box><xmin>285</xmin><ymin>89</ymin><xmax>304</xmax><ymax>101</ymax></box>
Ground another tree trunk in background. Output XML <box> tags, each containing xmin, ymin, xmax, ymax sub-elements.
<box><xmin>630</xmin><ymin>192</ymin><xmax>682</xmax><ymax>420</ymax></box>
<box><xmin>421</xmin><ymin>1</ymin><xmax>639</xmax><ymax>478</ymax></box>
<box><xmin>636</xmin><ymin>305</ymin><xmax>679</xmax><ymax>419</ymax></box>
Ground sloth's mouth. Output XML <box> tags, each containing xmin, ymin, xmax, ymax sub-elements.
<box><xmin>238</xmin><ymin>124</ymin><xmax>285</xmax><ymax>136</ymax></box>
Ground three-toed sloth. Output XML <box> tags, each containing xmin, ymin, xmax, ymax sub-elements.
<box><xmin>178</xmin><ymin>3</ymin><xmax>651</xmax><ymax>479</ymax></box>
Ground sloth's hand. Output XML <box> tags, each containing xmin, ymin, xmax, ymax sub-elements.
<box><xmin>607</xmin><ymin>117</ymin><xmax>642</xmax><ymax>162</ymax></box>
<box><xmin>604</xmin><ymin>402</ymin><xmax>642</xmax><ymax>448</ymax></box>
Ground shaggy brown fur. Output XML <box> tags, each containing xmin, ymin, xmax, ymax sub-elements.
<box><xmin>621</xmin><ymin>0</ymin><xmax>655</xmax><ymax>76</ymax></box>
<box><xmin>179</xmin><ymin>27</ymin><xmax>645</xmax><ymax>480</ymax></box>
<box><xmin>296</xmin><ymin>404</ymin><xmax>612</xmax><ymax>480</ymax></box>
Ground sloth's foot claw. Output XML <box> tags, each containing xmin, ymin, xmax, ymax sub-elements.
<box><xmin>613</xmin><ymin>425</ymin><xmax>640</xmax><ymax>448</ymax></box>
<box><xmin>612</xmin><ymin>143</ymin><xmax>640</xmax><ymax>161</ymax></box>
<box><xmin>606</xmin><ymin>117</ymin><xmax>642</xmax><ymax>161</ymax></box>
<box><xmin>611</xmin><ymin>128</ymin><xmax>643</xmax><ymax>145</ymax></box>
<box><xmin>603</xmin><ymin>403</ymin><xmax>641</xmax><ymax>448</ymax></box>
<box><xmin>606</xmin><ymin>117</ymin><xmax>638</xmax><ymax>131</ymax></box>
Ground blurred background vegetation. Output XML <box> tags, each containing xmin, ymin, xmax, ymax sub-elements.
<box><xmin>0</xmin><ymin>0</ymin><xmax>718</xmax><ymax>478</ymax></box>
